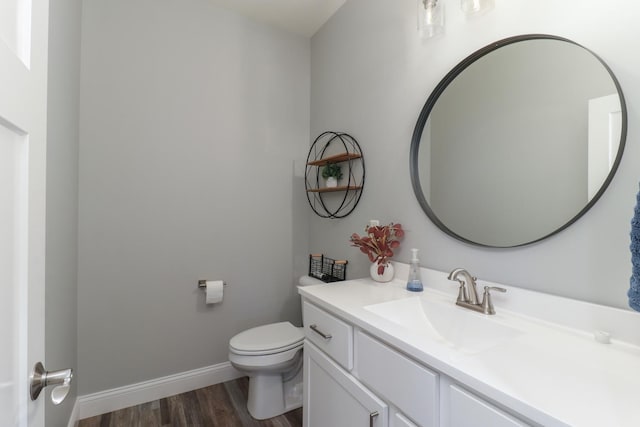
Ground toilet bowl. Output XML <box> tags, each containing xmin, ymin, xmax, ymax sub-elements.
<box><xmin>228</xmin><ymin>275</ymin><xmax>324</xmax><ymax>420</ymax></box>
<box><xmin>229</xmin><ymin>321</ymin><xmax>304</xmax><ymax>419</ymax></box>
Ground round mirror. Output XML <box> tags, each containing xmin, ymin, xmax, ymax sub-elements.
<box><xmin>410</xmin><ymin>34</ymin><xmax>627</xmax><ymax>247</ymax></box>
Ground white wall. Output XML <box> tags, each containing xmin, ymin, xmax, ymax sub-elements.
<box><xmin>45</xmin><ymin>0</ymin><xmax>81</xmax><ymax>424</ymax></box>
<box><xmin>310</xmin><ymin>0</ymin><xmax>640</xmax><ymax>309</ymax></box>
<box><xmin>74</xmin><ymin>0</ymin><xmax>640</xmax><ymax>401</ymax></box>
<box><xmin>78</xmin><ymin>0</ymin><xmax>309</xmax><ymax>394</ymax></box>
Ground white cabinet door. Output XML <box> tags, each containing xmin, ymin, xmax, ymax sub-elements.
<box><xmin>391</xmin><ymin>410</ymin><xmax>419</xmax><ymax>427</ymax></box>
<box><xmin>304</xmin><ymin>341</ymin><xmax>388</xmax><ymax>427</ymax></box>
<box><xmin>449</xmin><ymin>385</ymin><xmax>530</xmax><ymax>427</ymax></box>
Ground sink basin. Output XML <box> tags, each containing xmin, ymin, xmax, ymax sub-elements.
<box><xmin>364</xmin><ymin>296</ymin><xmax>522</xmax><ymax>354</ymax></box>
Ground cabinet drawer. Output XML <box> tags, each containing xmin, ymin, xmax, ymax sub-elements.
<box><xmin>449</xmin><ymin>385</ymin><xmax>530</xmax><ymax>427</ymax></box>
<box><xmin>303</xmin><ymin>301</ymin><xmax>353</xmax><ymax>370</ymax></box>
<box><xmin>356</xmin><ymin>330</ymin><xmax>438</xmax><ymax>427</ymax></box>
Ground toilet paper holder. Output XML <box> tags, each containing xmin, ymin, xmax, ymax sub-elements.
<box><xmin>198</xmin><ymin>279</ymin><xmax>227</xmax><ymax>289</ymax></box>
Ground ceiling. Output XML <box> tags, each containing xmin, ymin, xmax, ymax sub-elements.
<box><xmin>208</xmin><ymin>0</ymin><xmax>347</xmax><ymax>37</ymax></box>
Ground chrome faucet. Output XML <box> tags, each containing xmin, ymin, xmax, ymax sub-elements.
<box><xmin>447</xmin><ymin>268</ymin><xmax>506</xmax><ymax>315</ymax></box>
<box><xmin>448</xmin><ymin>268</ymin><xmax>480</xmax><ymax>304</ymax></box>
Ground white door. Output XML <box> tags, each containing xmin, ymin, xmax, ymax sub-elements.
<box><xmin>0</xmin><ymin>0</ymin><xmax>49</xmax><ymax>426</ymax></box>
<box><xmin>587</xmin><ymin>93</ymin><xmax>622</xmax><ymax>200</ymax></box>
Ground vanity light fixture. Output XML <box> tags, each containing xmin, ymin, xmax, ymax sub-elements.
<box><xmin>460</xmin><ymin>0</ymin><xmax>494</xmax><ymax>15</ymax></box>
<box><xmin>418</xmin><ymin>0</ymin><xmax>495</xmax><ymax>39</ymax></box>
<box><xmin>418</xmin><ymin>0</ymin><xmax>444</xmax><ymax>39</ymax></box>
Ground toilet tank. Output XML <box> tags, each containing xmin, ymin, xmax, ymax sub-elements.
<box><xmin>298</xmin><ymin>275</ymin><xmax>325</xmax><ymax>287</ymax></box>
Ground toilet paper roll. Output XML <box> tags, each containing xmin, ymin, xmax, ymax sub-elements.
<box><xmin>205</xmin><ymin>280</ymin><xmax>224</xmax><ymax>304</ymax></box>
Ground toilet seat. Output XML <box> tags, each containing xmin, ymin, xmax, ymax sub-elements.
<box><xmin>229</xmin><ymin>322</ymin><xmax>304</xmax><ymax>356</ymax></box>
<box><xmin>228</xmin><ymin>326</ymin><xmax>305</xmax><ymax>421</ymax></box>
<box><xmin>226</xmin><ymin>277</ymin><xmax>322</xmax><ymax>420</ymax></box>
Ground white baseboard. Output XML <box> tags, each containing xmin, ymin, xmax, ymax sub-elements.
<box><xmin>75</xmin><ymin>362</ymin><xmax>242</xmax><ymax>421</ymax></box>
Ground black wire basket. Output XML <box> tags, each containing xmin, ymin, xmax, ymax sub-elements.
<box><xmin>308</xmin><ymin>254</ymin><xmax>347</xmax><ymax>283</ymax></box>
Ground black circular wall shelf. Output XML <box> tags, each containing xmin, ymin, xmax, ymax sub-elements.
<box><xmin>305</xmin><ymin>131</ymin><xmax>365</xmax><ymax>218</ymax></box>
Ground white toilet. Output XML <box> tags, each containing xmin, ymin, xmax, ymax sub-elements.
<box><xmin>228</xmin><ymin>275</ymin><xmax>323</xmax><ymax>420</ymax></box>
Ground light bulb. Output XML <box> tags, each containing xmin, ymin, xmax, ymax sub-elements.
<box><xmin>461</xmin><ymin>0</ymin><xmax>495</xmax><ymax>15</ymax></box>
<box><xmin>418</xmin><ymin>0</ymin><xmax>444</xmax><ymax>39</ymax></box>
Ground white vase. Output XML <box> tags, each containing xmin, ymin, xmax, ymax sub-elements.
<box><xmin>370</xmin><ymin>262</ymin><xmax>394</xmax><ymax>283</ymax></box>
<box><xmin>325</xmin><ymin>176</ymin><xmax>338</xmax><ymax>188</ymax></box>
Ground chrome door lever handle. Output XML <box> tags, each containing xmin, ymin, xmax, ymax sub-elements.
<box><xmin>30</xmin><ymin>362</ymin><xmax>73</xmax><ymax>405</ymax></box>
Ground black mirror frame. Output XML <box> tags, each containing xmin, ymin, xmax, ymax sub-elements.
<box><xmin>410</xmin><ymin>34</ymin><xmax>627</xmax><ymax>248</ymax></box>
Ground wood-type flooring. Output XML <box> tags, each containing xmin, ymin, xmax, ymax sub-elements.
<box><xmin>77</xmin><ymin>377</ymin><xmax>303</xmax><ymax>427</ymax></box>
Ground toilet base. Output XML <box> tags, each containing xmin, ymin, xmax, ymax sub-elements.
<box><xmin>247</xmin><ymin>366</ymin><xmax>303</xmax><ymax>420</ymax></box>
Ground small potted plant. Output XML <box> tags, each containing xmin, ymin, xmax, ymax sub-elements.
<box><xmin>321</xmin><ymin>162</ymin><xmax>343</xmax><ymax>188</ymax></box>
<box><xmin>350</xmin><ymin>222</ymin><xmax>404</xmax><ymax>282</ymax></box>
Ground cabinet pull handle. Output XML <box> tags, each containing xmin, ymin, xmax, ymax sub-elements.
<box><xmin>309</xmin><ymin>324</ymin><xmax>332</xmax><ymax>340</ymax></box>
<box><xmin>369</xmin><ymin>410</ymin><xmax>379</xmax><ymax>427</ymax></box>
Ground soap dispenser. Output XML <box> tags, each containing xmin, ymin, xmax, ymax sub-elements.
<box><xmin>406</xmin><ymin>248</ymin><xmax>424</xmax><ymax>292</ymax></box>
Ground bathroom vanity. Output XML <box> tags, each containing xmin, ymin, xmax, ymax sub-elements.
<box><xmin>299</xmin><ymin>264</ymin><xmax>640</xmax><ymax>427</ymax></box>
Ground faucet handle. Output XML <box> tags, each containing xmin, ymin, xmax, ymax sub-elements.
<box><xmin>481</xmin><ymin>286</ymin><xmax>506</xmax><ymax>315</ymax></box>
<box><xmin>452</xmin><ymin>279</ymin><xmax>469</xmax><ymax>303</ymax></box>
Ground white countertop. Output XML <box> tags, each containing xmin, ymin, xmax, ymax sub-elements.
<box><xmin>298</xmin><ymin>264</ymin><xmax>640</xmax><ymax>427</ymax></box>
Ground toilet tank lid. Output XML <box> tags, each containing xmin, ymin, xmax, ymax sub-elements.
<box><xmin>230</xmin><ymin>321</ymin><xmax>304</xmax><ymax>353</ymax></box>
<box><xmin>299</xmin><ymin>275</ymin><xmax>325</xmax><ymax>286</ymax></box>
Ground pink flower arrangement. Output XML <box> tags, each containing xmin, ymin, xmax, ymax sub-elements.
<box><xmin>350</xmin><ymin>222</ymin><xmax>404</xmax><ymax>275</ymax></box>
